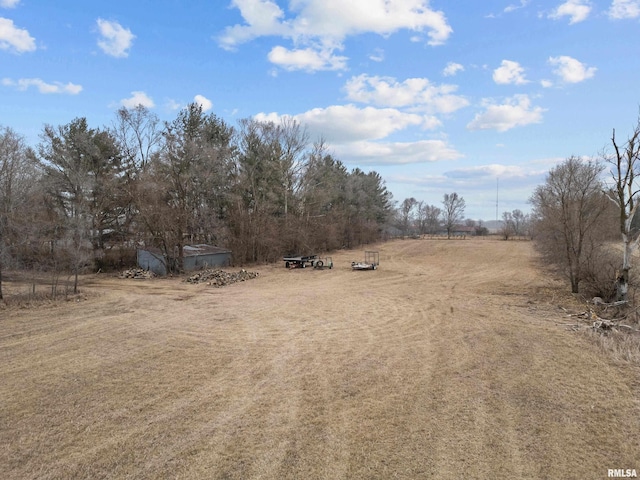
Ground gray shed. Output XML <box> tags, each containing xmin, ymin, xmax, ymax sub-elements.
<box><xmin>137</xmin><ymin>247</ymin><xmax>168</xmax><ymax>276</ymax></box>
<box><xmin>182</xmin><ymin>244</ymin><xmax>232</xmax><ymax>270</ymax></box>
<box><xmin>137</xmin><ymin>244</ymin><xmax>232</xmax><ymax>276</ymax></box>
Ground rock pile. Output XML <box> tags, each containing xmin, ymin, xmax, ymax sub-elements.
<box><xmin>186</xmin><ymin>268</ymin><xmax>259</xmax><ymax>287</ymax></box>
<box><xmin>118</xmin><ymin>268</ymin><xmax>156</xmax><ymax>279</ymax></box>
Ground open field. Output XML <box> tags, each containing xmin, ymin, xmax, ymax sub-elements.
<box><xmin>1</xmin><ymin>238</ymin><xmax>639</xmax><ymax>479</ymax></box>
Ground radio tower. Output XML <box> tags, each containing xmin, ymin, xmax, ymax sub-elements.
<box><xmin>495</xmin><ymin>177</ymin><xmax>499</xmax><ymax>222</ymax></box>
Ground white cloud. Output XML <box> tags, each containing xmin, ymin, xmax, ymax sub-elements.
<box><xmin>220</xmin><ymin>0</ymin><xmax>452</xmax><ymax>47</ymax></box>
<box><xmin>2</xmin><ymin>77</ymin><xmax>82</xmax><ymax>94</ymax></box>
<box><xmin>608</xmin><ymin>0</ymin><xmax>640</xmax><ymax>19</ymax></box>
<box><xmin>548</xmin><ymin>55</ymin><xmax>596</xmax><ymax>83</ymax></box>
<box><xmin>268</xmin><ymin>45</ymin><xmax>348</xmax><ymax>71</ymax></box>
<box><xmin>443</xmin><ymin>62</ymin><xmax>464</xmax><ymax>77</ymax></box>
<box><xmin>257</xmin><ymin>104</ymin><xmax>429</xmax><ymax>143</ymax></box>
<box><xmin>254</xmin><ymin>103</ymin><xmax>463</xmax><ymax>166</ymax></box>
<box><xmin>549</xmin><ymin>0</ymin><xmax>592</xmax><ymax>24</ymax></box>
<box><xmin>493</xmin><ymin>60</ymin><xmax>528</xmax><ymax>85</ymax></box>
<box><xmin>120</xmin><ymin>91</ymin><xmax>154</xmax><ymax>108</ymax></box>
<box><xmin>0</xmin><ymin>0</ymin><xmax>20</xmax><ymax>8</ymax></box>
<box><xmin>334</xmin><ymin>139</ymin><xmax>463</xmax><ymax>166</ymax></box>
<box><xmin>218</xmin><ymin>0</ymin><xmax>452</xmax><ymax>71</ymax></box>
<box><xmin>504</xmin><ymin>0</ymin><xmax>530</xmax><ymax>13</ymax></box>
<box><xmin>96</xmin><ymin>19</ymin><xmax>135</xmax><ymax>58</ymax></box>
<box><xmin>344</xmin><ymin>74</ymin><xmax>469</xmax><ymax>114</ymax></box>
<box><xmin>194</xmin><ymin>94</ymin><xmax>212</xmax><ymax>111</ymax></box>
<box><xmin>467</xmin><ymin>95</ymin><xmax>545</xmax><ymax>132</ymax></box>
<box><xmin>369</xmin><ymin>48</ymin><xmax>384</xmax><ymax>62</ymax></box>
<box><xmin>0</xmin><ymin>17</ymin><xmax>35</xmax><ymax>53</ymax></box>
<box><xmin>540</xmin><ymin>79</ymin><xmax>554</xmax><ymax>88</ymax></box>
<box><xmin>445</xmin><ymin>164</ymin><xmax>535</xmax><ymax>180</ymax></box>
<box><xmin>218</xmin><ymin>0</ymin><xmax>288</xmax><ymax>50</ymax></box>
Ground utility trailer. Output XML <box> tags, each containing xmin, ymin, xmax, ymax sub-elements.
<box><xmin>314</xmin><ymin>257</ymin><xmax>333</xmax><ymax>269</ymax></box>
<box><xmin>351</xmin><ymin>251</ymin><xmax>379</xmax><ymax>270</ymax></box>
<box><xmin>283</xmin><ymin>254</ymin><xmax>318</xmax><ymax>269</ymax></box>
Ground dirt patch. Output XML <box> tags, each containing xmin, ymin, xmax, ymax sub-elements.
<box><xmin>1</xmin><ymin>238</ymin><xmax>638</xmax><ymax>479</ymax></box>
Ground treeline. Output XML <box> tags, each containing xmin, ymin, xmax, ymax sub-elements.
<box><xmin>0</xmin><ymin>103</ymin><xmax>393</xmax><ymax>294</ymax></box>
<box><xmin>529</xmin><ymin>112</ymin><xmax>640</xmax><ymax>302</ymax></box>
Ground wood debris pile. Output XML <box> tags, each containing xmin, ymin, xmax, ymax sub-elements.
<box><xmin>560</xmin><ymin>299</ymin><xmax>640</xmax><ymax>333</ymax></box>
<box><xmin>186</xmin><ymin>269</ymin><xmax>259</xmax><ymax>287</ymax></box>
<box><xmin>119</xmin><ymin>268</ymin><xmax>156</xmax><ymax>279</ymax></box>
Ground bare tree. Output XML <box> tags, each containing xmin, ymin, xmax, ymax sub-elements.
<box><xmin>501</xmin><ymin>209</ymin><xmax>529</xmax><ymax>239</ymax></box>
<box><xmin>501</xmin><ymin>211</ymin><xmax>516</xmax><ymax>240</ymax></box>
<box><xmin>111</xmin><ymin>105</ymin><xmax>164</xmax><ymax>244</ymax></box>
<box><xmin>399</xmin><ymin>197</ymin><xmax>417</xmax><ymax>237</ymax></box>
<box><xmin>276</xmin><ymin>117</ymin><xmax>309</xmax><ymax>221</ymax></box>
<box><xmin>0</xmin><ymin>127</ymin><xmax>39</xmax><ymax>299</ymax></box>
<box><xmin>422</xmin><ymin>204</ymin><xmax>442</xmax><ymax>234</ymax></box>
<box><xmin>441</xmin><ymin>193</ymin><xmax>465</xmax><ymax>239</ymax></box>
<box><xmin>112</xmin><ymin>105</ymin><xmax>162</xmax><ymax>174</ymax></box>
<box><xmin>530</xmin><ymin>156</ymin><xmax>609</xmax><ymax>293</ymax></box>
<box><xmin>604</xmin><ymin>113</ymin><xmax>640</xmax><ymax>301</ymax></box>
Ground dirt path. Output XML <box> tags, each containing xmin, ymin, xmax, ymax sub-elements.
<box><xmin>1</xmin><ymin>239</ymin><xmax>638</xmax><ymax>479</ymax></box>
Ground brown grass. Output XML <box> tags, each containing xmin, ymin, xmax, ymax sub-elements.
<box><xmin>1</xmin><ymin>239</ymin><xmax>639</xmax><ymax>479</ymax></box>
<box><xmin>586</xmin><ymin>329</ymin><xmax>640</xmax><ymax>365</ymax></box>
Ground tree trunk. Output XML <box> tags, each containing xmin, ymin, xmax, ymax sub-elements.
<box><xmin>570</xmin><ymin>275</ymin><xmax>580</xmax><ymax>294</ymax></box>
<box><xmin>617</xmin><ymin>234</ymin><xmax>633</xmax><ymax>301</ymax></box>
<box><xmin>616</xmin><ymin>269</ymin><xmax>629</xmax><ymax>302</ymax></box>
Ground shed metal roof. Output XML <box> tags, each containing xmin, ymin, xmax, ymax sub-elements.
<box><xmin>139</xmin><ymin>244</ymin><xmax>231</xmax><ymax>257</ymax></box>
<box><xmin>182</xmin><ymin>244</ymin><xmax>231</xmax><ymax>256</ymax></box>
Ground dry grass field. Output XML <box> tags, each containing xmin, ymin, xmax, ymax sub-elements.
<box><xmin>1</xmin><ymin>238</ymin><xmax>639</xmax><ymax>479</ymax></box>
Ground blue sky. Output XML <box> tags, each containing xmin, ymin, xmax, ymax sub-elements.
<box><xmin>1</xmin><ymin>0</ymin><xmax>640</xmax><ymax>220</ymax></box>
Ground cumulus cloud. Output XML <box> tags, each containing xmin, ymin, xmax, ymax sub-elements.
<box><xmin>96</xmin><ymin>19</ymin><xmax>135</xmax><ymax>58</ymax></box>
<box><xmin>0</xmin><ymin>0</ymin><xmax>20</xmax><ymax>8</ymax></box>
<box><xmin>2</xmin><ymin>77</ymin><xmax>82</xmax><ymax>94</ymax></box>
<box><xmin>548</xmin><ymin>55</ymin><xmax>596</xmax><ymax>83</ymax></box>
<box><xmin>344</xmin><ymin>74</ymin><xmax>469</xmax><ymax>114</ymax></box>
<box><xmin>268</xmin><ymin>45</ymin><xmax>348</xmax><ymax>71</ymax></box>
<box><xmin>218</xmin><ymin>0</ymin><xmax>452</xmax><ymax>71</ymax></box>
<box><xmin>608</xmin><ymin>0</ymin><xmax>640</xmax><ymax>19</ymax></box>
<box><xmin>334</xmin><ymin>139</ymin><xmax>463</xmax><ymax>166</ymax></box>
<box><xmin>257</xmin><ymin>104</ymin><xmax>429</xmax><ymax>143</ymax></box>
<box><xmin>254</xmin><ymin>103</ymin><xmax>464</xmax><ymax>166</ymax></box>
<box><xmin>0</xmin><ymin>17</ymin><xmax>35</xmax><ymax>53</ymax></box>
<box><xmin>549</xmin><ymin>0</ymin><xmax>592</xmax><ymax>24</ymax></box>
<box><xmin>493</xmin><ymin>60</ymin><xmax>528</xmax><ymax>85</ymax></box>
<box><xmin>443</xmin><ymin>62</ymin><xmax>464</xmax><ymax>77</ymax></box>
<box><xmin>194</xmin><ymin>94</ymin><xmax>212</xmax><ymax>111</ymax></box>
<box><xmin>120</xmin><ymin>91</ymin><xmax>154</xmax><ymax>108</ymax></box>
<box><xmin>467</xmin><ymin>95</ymin><xmax>545</xmax><ymax>132</ymax></box>
<box><xmin>218</xmin><ymin>0</ymin><xmax>288</xmax><ymax>49</ymax></box>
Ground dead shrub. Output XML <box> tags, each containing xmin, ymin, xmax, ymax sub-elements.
<box><xmin>584</xmin><ymin>328</ymin><xmax>640</xmax><ymax>365</ymax></box>
<box><xmin>579</xmin><ymin>245</ymin><xmax>625</xmax><ymax>302</ymax></box>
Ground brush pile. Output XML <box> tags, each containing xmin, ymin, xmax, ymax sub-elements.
<box><xmin>186</xmin><ymin>269</ymin><xmax>259</xmax><ymax>287</ymax></box>
<box><xmin>118</xmin><ymin>268</ymin><xmax>156</xmax><ymax>279</ymax></box>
